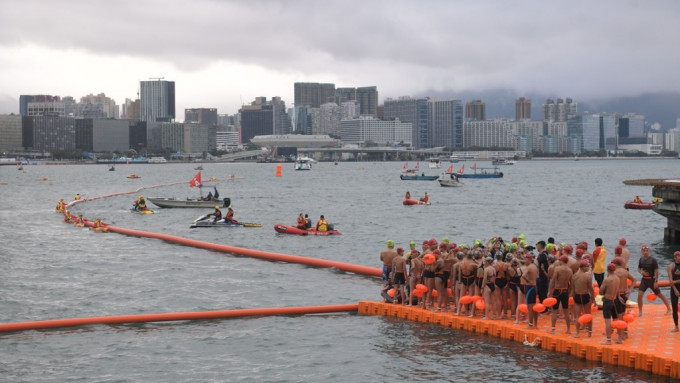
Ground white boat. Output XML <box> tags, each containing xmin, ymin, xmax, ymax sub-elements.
<box><xmin>148</xmin><ymin>197</ymin><xmax>230</xmax><ymax>208</ymax></box>
<box><xmin>294</xmin><ymin>156</ymin><xmax>313</xmax><ymax>170</ymax></box>
<box><xmin>491</xmin><ymin>158</ymin><xmax>516</xmax><ymax>166</ymax></box>
<box><xmin>438</xmin><ymin>172</ymin><xmax>462</xmax><ymax>187</ymax></box>
<box><xmin>428</xmin><ymin>158</ymin><xmax>441</xmax><ymax>169</ymax></box>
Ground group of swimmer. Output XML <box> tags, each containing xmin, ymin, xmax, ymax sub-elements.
<box><xmin>380</xmin><ymin>235</ymin><xmax>680</xmax><ymax>345</ymax></box>
<box><xmin>295</xmin><ymin>213</ymin><xmax>331</xmax><ymax>232</ymax></box>
<box><xmin>56</xmin><ymin>197</ymin><xmax>106</xmax><ymax>231</ymax></box>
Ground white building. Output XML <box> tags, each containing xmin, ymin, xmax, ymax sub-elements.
<box><xmin>463</xmin><ymin>119</ymin><xmax>515</xmax><ymax>149</ymax></box>
<box><xmin>339</xmin><ymin>117</ymin><xmax>412</xmax><ymax>146</ymax></box>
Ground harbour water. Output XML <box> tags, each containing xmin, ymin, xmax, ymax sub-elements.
<box><xmin>0</xmin><ymin>159</ymin><xmax>677</xmax><ymax>382</ymax></box>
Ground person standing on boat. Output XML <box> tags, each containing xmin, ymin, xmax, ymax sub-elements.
<box><xmin>225</xmin><ymin>205</ymin><xmax>236</xmax><ymax>223</ymax></box>
<box><xmin>296</xmin><ymin>213</ymin><xmax>306</xmax><ymax>229</ymax></box>
<box><xmin>316</xmin><ymin>215</ymin><xmax>328</xmax><ymax>232</ymax></box>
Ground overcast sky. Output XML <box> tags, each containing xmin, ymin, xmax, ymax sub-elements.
<box><xmin>0</xmin><ymin>0</ymin><xmax>678</xmax><ymax>117</ymax></box>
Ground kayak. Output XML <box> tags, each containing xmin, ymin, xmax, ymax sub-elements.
<box><xmin>624</xmin><ymin>201</ymin><xmax>653</xmax><ymax>210</ymax></box>
<box><xmin>403</xmin><ymin>199</ymin><xmax>430</xmax><ymax>205</ymax></box>
<box><xmin>274</xmin><ymin>223</ymin><xmax>342</xmax><ymax>236</ymax></box>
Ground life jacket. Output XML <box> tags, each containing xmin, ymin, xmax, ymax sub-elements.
<box><xmin>317</xmin><ymin>219</ymin><xmax>328</xmax><ymax>231</ymax></box>
<box><xmin>226</xmin><ymin>209</ymin><xmax>234</xmax><ymax>219</ymax></box>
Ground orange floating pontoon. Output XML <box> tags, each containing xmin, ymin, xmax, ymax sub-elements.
<box><xmin>359</xmin><ymin>301</ymin><xmax>680</xmax><ymax>379</ymax></box>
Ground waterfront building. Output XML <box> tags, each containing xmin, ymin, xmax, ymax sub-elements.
<box><xmin>356</xmin><ymin>86</ymin><xmax>378</xmax><ymax>116</ymax></box>
<box><xmin>384</xmin><ymin>96</ymin><xmax>429</xmax><ymax>149</ymax></box>
<box><xmin>428</xmin><ymin>99</ymin><xmax>463</xmax><ymax>149</ymax></box>
<box><xmin>463</xmin><ymin>119</ymin><xmax>514</xmax><ymax>149</ymax></box>
<box><xmin>339</xmin><ymin>116</ymin><xmax>412</xmax><ymax>146</ymax></box>
<box><xmin>140</xmin><ymin>79</ymin><xmax>175</xmax><ymax>122</ymax></box>
<box><xmin>465</xmin><ymin>100</ymin><xmax>486</xmax><ymax>121</ymax></box>
<box><xmin>567</xmin><ymin>113</ymin><xmax>601</xmax><ymax>152</ymax></box>
<box><xmin>0</xmin><ymin>115</ymin><xmax>23</xmax><ymax>152</ymax></box>
<box><xmin>79</xmin><ymin>93</ymin><xmax>119</xmax><ymax>119</ymax></box>
<box><xmin>28</xmin><ymin>115</ymin><xmax>76</xmax><ymax>152</ymax></box>
<box><xmin>92</xmin><ymin>119</ymin><xmax>130</xmax><ymax>152</ymax></box>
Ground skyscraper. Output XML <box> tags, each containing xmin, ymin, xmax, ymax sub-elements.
<box><xmin>140</xmin><ymin>79</ymin><xmax>175</xmax><ymax>122</ymax></box>
<box><xmin>428</xmin><ymin>99</ymin><xmax>463</xmax><ymax>149</ymax></box>
<box><xmin>384</xmin><ymin>96</ymin><xmax>429</xmax><ymax>149</ymax></box>
<box><xmin>515</xmin><ymin>97</ymin><xmax>531</xmax><ymax>120</ymax></box>
<box><xmin>465</xmin><ymin>100</ymin><xmax>486</xmax><ymax>121</ymax></box>
<box><xmin>294</xmin><ymin>83</ymin><xmax>335</xmax><ymax>108</ymax></box>
<box><xmin>356</xmin><ymin>86</ymin><xmax>378</xmax><ymax>116</ymax></box>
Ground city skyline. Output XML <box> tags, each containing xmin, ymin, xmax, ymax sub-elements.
<box><xmin>1</xmin><ymin>1</ymin><xmax>679</xmax><ymax>118</ymax></box>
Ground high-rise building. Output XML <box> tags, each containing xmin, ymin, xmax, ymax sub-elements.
<box><xmin>384</xmin><ymin>96</ymin><xmax>429</xmax><ymax>149</ymax></box>
<box><xmin>185</xmin><ymin>108</ymin><xmax>218</xmax><ymax>125</ymax></box>
<box><xmin>334</xmin><ymin>88</ymin><xmax>356</xmax><ymax>104</ymax></box>
<box><xmin>79</xmin><ymin>93</ymin><xmax>118</xmax><ymax>119</ymax></box>
<box><xmin>356</xmin><ymin>86</ymin><xmax>378</xmax><ymax>116</ymax></box>
<box><xmin>239</xmin><ymin>97</ymin><xmax>294</xmax><ymax>142</ymax></box>
<box><xmin>543</xmin><ymin>98</ymin><xmax>577</xmax><ymax>122</ymax></box>
<box><xmin>294</xmin><ymin>82</ymin><xmax>335</xmax><ymax>108</ymax></box>
<box><xmin>339</xmin><ymin>117</ymin><xmax>412</xmax><ymax>146</ymax></box>
<box><xmin>463</xmin><ymin>119</ymin><xmax>514</xmax><ymax>149</ymax></box>
<box><xmin>19</xmin><ymin>95</ymin><xmax>61</xmax><ymax>116</ymax></box>
<box><xmin>567</xmin><ymin>114</ymin><xmax>601</xmax><ymax>152</ymax></box>
<box><xmin>140</xmin><ymin>79</ymin><xmax>175</xmax><ymax>122</ymax></box>
<box><xmin>515</xmin><ymin>97</ymin><xmax>531</xmax><ymax>120</ymax></box>
<box><xmin>428</xmin><ymin>99</ymin><xmax>463</xmax><ymax>149</ymax></box>
<box><xmin>465</xmin><ymin>100</ymin><xmax>486</xmax><ymax>121</ymax></box>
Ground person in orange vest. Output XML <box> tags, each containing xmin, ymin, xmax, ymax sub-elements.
<box><xmin>225</xmin><ymin>205</ymin><xmax>237</xmax><ymax>224</ymax></box>
<box><xmin>420</xmin><ymin>192</ymin><xmax>429</xmax><ymax>203</ymax></box>
<box><xmin>296</xmin><ymin>213</ymin><xmax>306</xmax><ymax>229</ymax></box>
<box><xmin>633</xmin><ymin>195</ymin><xmax>643</xmax><ymax>204</ymax></box>
<box><xmin>405</xmin><ymin>191</ymin><xmax>411</xmax><ymax>200</ymax></box>
<box><xmin>56</xmin><ymin>199</ymin><xmax>65</xmax><ymax>213</ymax></box>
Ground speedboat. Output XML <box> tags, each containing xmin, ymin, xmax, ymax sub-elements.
<box><xmin>400</xmin><ymin>173</ymin><xmax>439</xmax><ymax>181</ymax></box>
<box><xmin>294</xmin><ymin>156</ymin><xmax>313</xmax><ymax>170</ymax></box>
<box><xmin>190</xmin><ymin>220</ymin><xmax>261</xmax><ymax>228</ymax></box>
<box><xmin>491</xmin><ymin>158</ymin><xmax>516</xmax><ymax>166</ymax></box>
<box><xmin>438</xmin><ymin>172</ymin><xmax>462</xmax><ymax>187</ymax></box>
<box><xmin>428</xmin><ymin>158</ymin><xmax>441</xmax><ymax>169</ymax></box>
<box><xmin>148</xmin><ymin>197</ymin><xmax>231</xmax><ymax>208</ymax></box>
<box><xmin>624</xmin><ymin>201</ymin><xmax>653</xmax><ymax>210</ymax></box>
<box><xmin>131</xmin><ymin>208</ymin><xmax>154</xmax><ymax>214</ymax></box>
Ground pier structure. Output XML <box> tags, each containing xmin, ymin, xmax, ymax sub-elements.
<box><xmin>623</xmin><ymin>178</ymin><xmax>680</xmax><ymax>243</ymax></box>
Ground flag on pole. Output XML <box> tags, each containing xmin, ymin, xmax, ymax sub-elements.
<box><xmin>458</xmin><ymin>165</ymin><xmax>464</xmax><ymax>174</ymax></box>
<box><xmin>190</xmin><ymin>172</ymin><xmax>202</xmax><ymax>188</ymax></box>
<box><xmin>446</xmin><ymin>164</ymin><xmax>453</xmax><ymax>173</ymax></box>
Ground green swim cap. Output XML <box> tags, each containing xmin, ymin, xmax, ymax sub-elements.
<box><xmin>409</xmin><ymin>240</ymin><xmax>416</xmax><ymax>249</ymax></box>
<box><xmin>546</xmin><ymin>243</ymin><xmax>554</xmax><ymax>251</ymax></box>
<box><xmin>560</xmin><ymin>242</ymin><xmax>567</xmax><ymax>248</ymax></box>
<box><xmin>519</xmin><ymin>234</ymin><xmax>525</xmax><ymax>240</ymax></box>
<box><xmin>460</xmin><ymin>244</ymin><xmax>467</xmax><ymax>249</ymax></box>
<box><xmin>387</xmin><ymin>240</ymin><xmax>394</xmax><ymax>247</ymax></box>
<box><xmin>442</xmin><ymin>237</ymin><xmax>450</xmax><ymax>244</ymax></box>
<box><xmin>520</xmin><ymin>240</ymin><xmax>527</xmax><ymax>247</ymax></box>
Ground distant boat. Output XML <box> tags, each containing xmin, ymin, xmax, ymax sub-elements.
<box><xmin>400</xmin><ymin>173</ymin><xmax>439</xmax><ymax>181</ymax></box>
<box><xmin>491</xmin><ymin>158</ymin><xmax>516</xmax><ymax>166</ymax></box>
<box><xmin>428</xmin><ymin>158</ymin><xmax>441</xmax><ymax>169</ymax></box>
<box><xmin>295</xmin><ymin>156</ymin><xmax>313</xmax><ymax>170</ymax></box>
<box><xmin>455</xmin><ymin>164</ymin><xmax>503</xmax><ymax>179</ymax></box>
<box><xmin>438</xmin><ymin>172</ymin><xmax>462</xmax><ymax>187</ymax></box>
<box><xmin>127</xmin><ymin>174</ymin><xmax>141</xmax><ymax>179</ymax></box>
<box><xmin>109</xmin><ymin>165</ymin><xmax>115</xmax><ymax>171</ymax></box>
<box><xmin>195</xmin><ymin>165</ymin><xmax>203</xmax><ymax>170</ymax></box>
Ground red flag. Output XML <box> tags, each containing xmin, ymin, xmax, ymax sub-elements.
<box><xmin>403</xmin><ymin>162</ymin><xmax>408</xmax><ymax>169</ymax></box>
<box><xmin>446</xmin><ymin>164</ymin><xmax>453</xmax><ymax>173</ymax></box>
<box><xmin>458</xmin><ymin>165</ymin><xmax>464</xmax><ymax>174</ymax></box>
<box><xmin>415</xmin><ymin>162</ymin><xmax>420</xmax><ymax>169</ymax></box>
<box><xmin>190</xmin><ymin>172</ymin><xmax>202</xmax><ymax>188</ymax></box>
<box><xmin>472</xmin><ymin>163</ymin><xmax>477</xmax><ymax>170</ymax></box>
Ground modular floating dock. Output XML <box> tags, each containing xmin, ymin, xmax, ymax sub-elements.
<box><xmin>358</xmin><ymin>301</ymin><xmax>680</xmax><ymax>379</ymax></box>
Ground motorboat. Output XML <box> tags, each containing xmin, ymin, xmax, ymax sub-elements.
<box><xmin>191</xmin><ymin>220</ymin><xmax>261</xmax><ymax>228</ymax></box>
<box><xmin>294</xmin><ymin>156</ymin><xmax>313</xmax><ymax>170</ymax></box>
<box><xmin>400</xmin><ymin>172</ymin><xmax>439</xmax><ymax>181</ymax></box>
<box><xmin>491</xmin><ymin>158</ymin><xmax>516</xmax><ymax>166</ymax></box>
<box><xmin>438</xmin><ymin>172</ymin><xmax>462</xmax><ymax>187</ymax></box>
<box><xmin>454</xmin><ymin>164</ymin><xmax>503</xmax><ymax>179</ymax></box>
<box><xmin>148</xmin><ymin>197</ymin><xmax>230</xmax><ymax>208</ymax></box>
<box><xmin>428</xmin><ymin>158</ymin><xmax>441</xmax><ymax>169</ymax></box>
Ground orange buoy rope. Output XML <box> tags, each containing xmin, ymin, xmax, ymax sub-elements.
<box><xmin>0</xmin><ymin>304</ymin><xmax>359</xmax><ymax>333</ymax></box>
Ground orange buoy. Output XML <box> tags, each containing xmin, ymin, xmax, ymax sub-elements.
<box><xmin>542</xmin><ymin>297</ymin><xmax>557</xmax><ymax>307</ymax></box>
<box><xmin>647</xmin><ymin>293</ymin><xmax>657</xmax><ymax>302</ymax></box>
<box><xmin>591</xmin><ymin>304</ymin><xmax>598</xmax><ymax>312</ymax></box>
<box><xmin>387</xmin><ymin>289</ymin><xmax>395</xmax><ymax>298</ymax></box>
<box><xmin>622</xmin><ymin>312</ymin><xmax>636</xmax><ymax>323</ymax></box>
<box><xmin>577</xmin><ymin>313</ymin><xmax>593</xmax><ymax>324</ymax></box>
<box><xmin>447</xmin><ymin>287</ymin><xmax>453</xmax><ymax>297</ymax></box>
<box><xmin>533</xmin><ymin>303</ymin><xmax>546</xmax><ymax>313</ymax></box>
<box><xmin>431</xmin><ymin>289</ymin><xmax>439</xmax><ymax>298</ymax></box>
<box><xmin>568</xmin><ymin>296</ymin><xmax>575</xmax><ymax>306</ymax></box>
<box><xmin>459</xmin><ymin>295</ymin><xmax>472</xmax><ymax>304</ymax></box>
<box><xmin>423</xmin><ymin>254</ymin><xmax>435</xmax><ymax>264</ymax></box>
<box><xmin>518</xmin><ymin>303</ymin><xmax>528</xmax><ymax>313</ymax></box>
<box><xmin>276</xmin><ymin>164</ymin><xmax>282</xmax><ymax>177</ymax></box>
<box><xmin>475</xmin><ymin>299</ymin><xmax>485</xmax><ymax>310</ymax></box>
<box><xmin>611</xmin><ymin>319</ymin><xmax>628</xmax><ymax>330</ymax></box>
<box><xmin>471</xmin><ymin>295</ymin><xmax>482</xmax><ymax>302</ymax></box>
<box><xmin>416</xmin><ymin>284</ymin><xmax>428</xmax><ymax>293</ymax></box>
<box><xmin>412</xmin><ymin>289</ymin><xmax>424</xmax><ymax>297</ymax></box>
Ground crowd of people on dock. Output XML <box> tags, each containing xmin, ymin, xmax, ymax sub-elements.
<box><xmin>380</xmin><ymin>235</ymin><xmax>680</xmax><ymax>345</ymax></box>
